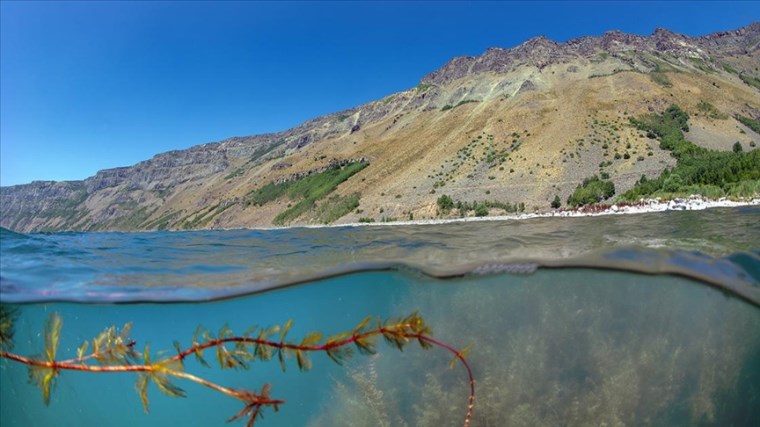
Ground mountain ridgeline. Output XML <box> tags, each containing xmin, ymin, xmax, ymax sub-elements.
<box><xmin>2</xmin><ymin>24</ymin><xmax>759</xmax><ymax>232</ymax></box>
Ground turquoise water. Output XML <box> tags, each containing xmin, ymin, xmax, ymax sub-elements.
<box><xmin>1</xmin><ymin>206</ymin><xmax>760</xmax><ymax>426</ymax></box>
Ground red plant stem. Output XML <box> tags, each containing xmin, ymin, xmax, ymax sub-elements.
<box><xmin>165</xmin><ymin>325</ymin><xmax>475</xmax><ymax>426</ymax></box>
<box><xmin>417</xmin><ymin>335</ymin><xmax>475</xmax><ymax>427</ymax></box>
<box><xmin>1</xmin><ymin>324</ymin><xmax>474</xmax><ymax>426</ymax></box>
<box><xmin>170</xmin><ymin>370</ymin><xmax>284</xmax><ymax>406</ymax></box>
<box><xmin>0</xmin><ymin>350</ymin><xmax>150</xmax><ymax>372</ymax></box>
<box><xmin>0</xmin><ymin>350</ymin><xmax>279</xmax><ymax>406</ymax></box>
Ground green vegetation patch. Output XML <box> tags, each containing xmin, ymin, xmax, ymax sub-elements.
<box><xmin>249</xmin><ymin>161</ymin><xmax>367</xmax><ymax>225</ymax></box>
<box><xmin>108</xmin><ymin>206</ymin><xmax>156</xmax><ymax>230</ymax></box>
<box><xmin>224</xmin><ymin>167</ymin><xmax>246</xmax><ymax>180</ymax></box>
<box><xmin>649</xmin><ymin>72</ymin><xmax>672</xmax><ymax>88</ymax></box>
<box><xmin>740</xmin><ymin>74</ymin><xmax>760</xmax><ymax>90</ymax></box>
<box><xmin>696</xmin><ymin>100</ymin><xmax>728</xmax><ymax>120</ymax></box>
<box><xmin>314</xmin><ymin>192</ymin><xmax>361</xmax><ymax>224</ymax></box>
<box><xmin>441</xmin><ymin>99</ymin><xmax>478</xmax><ymax>111</ymax></box>
<box><xmin>437</xmin><ymin>195</ymin><xmax>525</xmax><ymax>217</ymax></box>
<box><xmin>735</xmin><ymin>114</ymin><xmax>760</xmax><ymax>135</ymax></box>
<box><xmin>688</xmin><ymin>57</ymin><xmax>715</xmax><ymax>74</ymax></box>
<box><xmin>722</xmin><ymin>62</ymin><xmax>737</xmax><ymax>74</ymax></box>
<box><xmin>621</xmin><ymin>105</ymin><xmax>760</xmax><ymax>201</ymax></box>
<box><xmin>567</xmin><ymin>175</ymin><xmax>616</xmax><ymax>207</ymax></box>
<box><xmin>436</xmin><ymin>195</ymin><xmax>454</xmax><ymax>214</ymax></box>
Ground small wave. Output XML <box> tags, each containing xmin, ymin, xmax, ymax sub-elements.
<box><xmin>2</xmin><ymin>207</ymin><xmax>758</xmax><ymax>305</ymax></box>
<box><xmin>1</xmin><ymin>248</ymin><xmax>758</xmax><ymax>308</ymax></box>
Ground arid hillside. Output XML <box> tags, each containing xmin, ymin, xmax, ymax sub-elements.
<box><xmin>2</xmin><ymin>23</ymin><xmax>759</xmax><ymax>232</ymax></box>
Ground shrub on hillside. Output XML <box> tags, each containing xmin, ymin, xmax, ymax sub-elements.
<box><xmin>567</xmin><ymin>175</ymin><xmax>615</xmax><ymax>207</ymax></box>
<box><xmin>621</xmin><ymin>106</ymin><xmax>760</xmax><ymax>201</ymax></box>
<box><xmin>437</xmin><ymin>195</ymin><xmax>454</xmax><ymax>214</ymax></box>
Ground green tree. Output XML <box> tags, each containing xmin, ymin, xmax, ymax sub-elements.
<box><xmin>436</xmin><ymin>195</ymin><xmax>454</xmax><ymax>214</ymax></box>
<box><xmin>663</xmin><ymin>173</ymin><xmax>683</xmax><ymax>192</ymax></box>
<box><xmin>551</xmin><ymin>195</ymin><xmax>561</xmax><ymax>209</ymax></box>
<box><xmin>567</xmin><ymin>175</ymin><xmax>616</xmax><ymax>207</ymax></box>
<box><xmin>733</xmin><ymin>141</ymin><xmax>743</xmax><ymax>153</ymax></box>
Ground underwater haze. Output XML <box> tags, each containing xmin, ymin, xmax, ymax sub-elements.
<box><xmin>1</xmin><ymin>206</ymin><xmax>760</xmax><ymax>426</ymax></box>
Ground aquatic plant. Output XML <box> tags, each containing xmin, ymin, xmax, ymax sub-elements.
<box><xmin>0</xmin><ymin>307</ymin><xmax>474</xmax><ymax>427</ymax></box>
<box><xmin>312</xmin><ymin>272</ymin><xmax>760</xmax><ymax>426</ymax></box>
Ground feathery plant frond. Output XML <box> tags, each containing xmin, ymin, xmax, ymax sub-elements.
<box><xmin>44</xmin><ymin>313</ymin><xmax>62</xmax><ymax>362</ymax></box>
<box><xmin>0</xmin><ymin>310</ymin><xmax>475</xmax><ymax>427</ymax></box>
<box><xmin>0</xmin><ymin>305</ymin><xmax>18</xmax><ymax>350</ymax></box>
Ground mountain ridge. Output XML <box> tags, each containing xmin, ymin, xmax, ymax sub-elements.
<box><xmin>2</xmin><ymin>23</ymin><xmax>759</xmax><ymax>232</ymax></box>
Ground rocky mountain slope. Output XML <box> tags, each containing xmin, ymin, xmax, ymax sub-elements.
<box><xmin>2</xmin><ymin>23</ymin><xmax>759</xmax><ymax>232</ymax></box>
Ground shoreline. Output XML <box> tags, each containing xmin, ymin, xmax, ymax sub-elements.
<box><xmin>324</xmin><ymin>196</ymin><xmax>760</xmax><ymax>229</ymax></box>
<box><xmin>12</xmin><ymin>196</ymin><xmax>756</xmax><ymax>234</ymax></box>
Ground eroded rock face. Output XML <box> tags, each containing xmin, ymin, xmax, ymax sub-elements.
<box><xmin>422</xmin><ymin>23</ymin><xmax>759</xmax><ymax>85</ymax></box>
<box><xmin>1</xmin><ymin>23</ymin><xmax>758</xmax><ymax>232</ymax></box>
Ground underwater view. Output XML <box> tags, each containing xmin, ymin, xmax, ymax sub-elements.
<box><xmin>1</xmin><ymin>206</ymin><xmax>759</xmax><ymax>426</ymax></box>
<box><xmin>3</xmin><ymin>2</ymin><xmax>760</xmax><ymax>426</ymax></box>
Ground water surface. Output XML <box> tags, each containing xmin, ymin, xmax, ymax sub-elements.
<box><xmin>1</xmin><ymin>206</ymin><xmax>759</xmax><ymax>426</ymax></box>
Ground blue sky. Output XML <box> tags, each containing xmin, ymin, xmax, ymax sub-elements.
<box><xmin>1</xmin><ymin>1</ymin><xmax>758</xmax><ymax>186</ymax></box>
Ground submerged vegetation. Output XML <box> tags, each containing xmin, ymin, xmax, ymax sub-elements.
<box><xmin>311</xmin><ymin>272</ymin><xmax>760</xmax><ymax>426</ymax></box>
<box><xmin>621</xmin><ymin>105</ymin><xmax>760</xmax><ymax>201</ymax></box>
<box><xmin>0</xmin><ymin>306</ymin><xmax>474</xmax><ymax>427</ymax></box>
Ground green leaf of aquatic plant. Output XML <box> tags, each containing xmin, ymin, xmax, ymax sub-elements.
<box><xmin>353</xmin><ymin>316</ymin><xmax>372</xmax><ymax>335</ymax></box>
<box><xmin>325</xmin><ymin>345</ymin><xmax>353</xmax><ymax>365</ymax></box>
<box><xmin>143</xmin><ymin>343</ymin><xmax>151</xmax><ymax>365</ymax></box>
<box><xmin>326</xmin><ymin>331</ymin><xmax>351</xmax><ymax>345</ymax></box>
<box><xmin>172</xmin><ymin>340</ymin><xmax>185</xmax><ymax>367</ymax></box>
<box><xmin>242</xmin><ymin>324</ymin><xmax>259</xmax><ymax>338</ymax></box>
<box><xmin>28</xmin><ymin>365</ymin><xmax>58</xmax><ymax>406</ymax></box>
<box><xmin>151</xmin><ymin>359</ymin><xmax>186</xmax><ymax>398</ymax></box>
<box><xmin>76</xmin><ymin>341</ymin><xmax>89</xmax><ymax>360</ymax></box>
<box><xmin>277</xmin><ymin>348</ymin><xmax>286</xmax><ymax>372</ymax></box>
<box><xmin>92</xmin><ymin>331</ymin><xmax>105</xmax><ymax>359</ymax></box>
<box><xmin>192</xmin><ymin>325</ymin><xmax>203</xmax><ymax>345</ymax></box>
<box><xmin>192</xmin><ymin>325</ymin><xmax>211</xmax><ymax>367</ymax></box>
<box><xmin>254</xmin><ymin>337</ymin><xmax>273</xmax><ymax>362</ymax></box>
<box><xmin>88</xmin><ymin>322</ymin><xmax>138</xmax><ymax>365</ymax></box>
<box><xmin>218</xmin><ymin>323</ymin><xmax>233</xmax><ymax>340</ymax></box>
<box><xmin>202</xmin><ymin>329</ymin><xmax>215</xmax><ymax>343</ymax></box>
<box><xmin>195</xmin><ymin>351</ymin><xmax>210</xmax><ymax>367</ymax></box>
<box><xmin>0</xmin><ymin>305</ymin><xmax>18</xmax><ymax>350</ymax></box>
<box><xmin>265</xmin><ymin>324</ymin><xmax>280</xmax><ymax>339</ymax></box>
<box><xmin>417</xmin><ymin>336</ymin><xmax>433</xmax><ymax>350</ymax></box>
<box><xmin>44</xmin><ymin>313</ymin><xmax>62</xmax><ymax>362</ymax></box>
<box><xmin>449</xmin><ymin>343</ymin><xmax>473</xmax><ymax>369</ymax></box>
<box><xmin>405</xmin><ymin>311</ymin><xmax>431</xmax><ymax>335</ymax></box>
<box><xmin>135</xmin><ymin>372</ymin><xmax>150</xmax><ymax>413</ymax></box>
<box><xmin>119</xmin><ymin>322</ymin><xmax>132</xmax><ymax>342</ymax></box>
<box><xmin>354</xmin><ymin>336</ymin><xmax>377</xmax><ymax>355</ymax></box>
<box><xmin>295</xmin><ymin>349</ymin><xmax>311</xmax><ymax>371</ymax></box>
<box><xmin>381</xmin><ymin>328</ymin><xmax>408</xmax><ymax>351</ymax></box>
<box><xmin>300</xmin><ymin>331</ymin><xmax>322</xmax><ymax>347</ymax></box>
<box><xmin>151</xmin><ymin>371</ymin><xmax>186</xmax><ymax>399</ymax></box>
<box><xmin>279</xmin><ymin>319</ymin><xmax>293</xmax><ymax>342</ymax></box>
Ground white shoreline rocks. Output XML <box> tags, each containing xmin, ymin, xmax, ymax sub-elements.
<box><xmin>334</xmin><ymin>196</ymin><xmax>760</xmax><ymax>229</ymax></box>
<box><xmin>205</xmin><ymin>196</ymin><xmax>757</xmax><ymax>231</ymax></box>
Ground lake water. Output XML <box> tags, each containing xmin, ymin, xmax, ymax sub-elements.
<box><xmin>1</xmin><ymin>206</ymin><xmax>759</xmax><ymax>426</ymax></box>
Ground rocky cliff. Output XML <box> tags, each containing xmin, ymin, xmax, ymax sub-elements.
<box><xmin>2</xmin><ymin>23</ymin><xmax>759</xmax><ymax>232</ymax></box>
